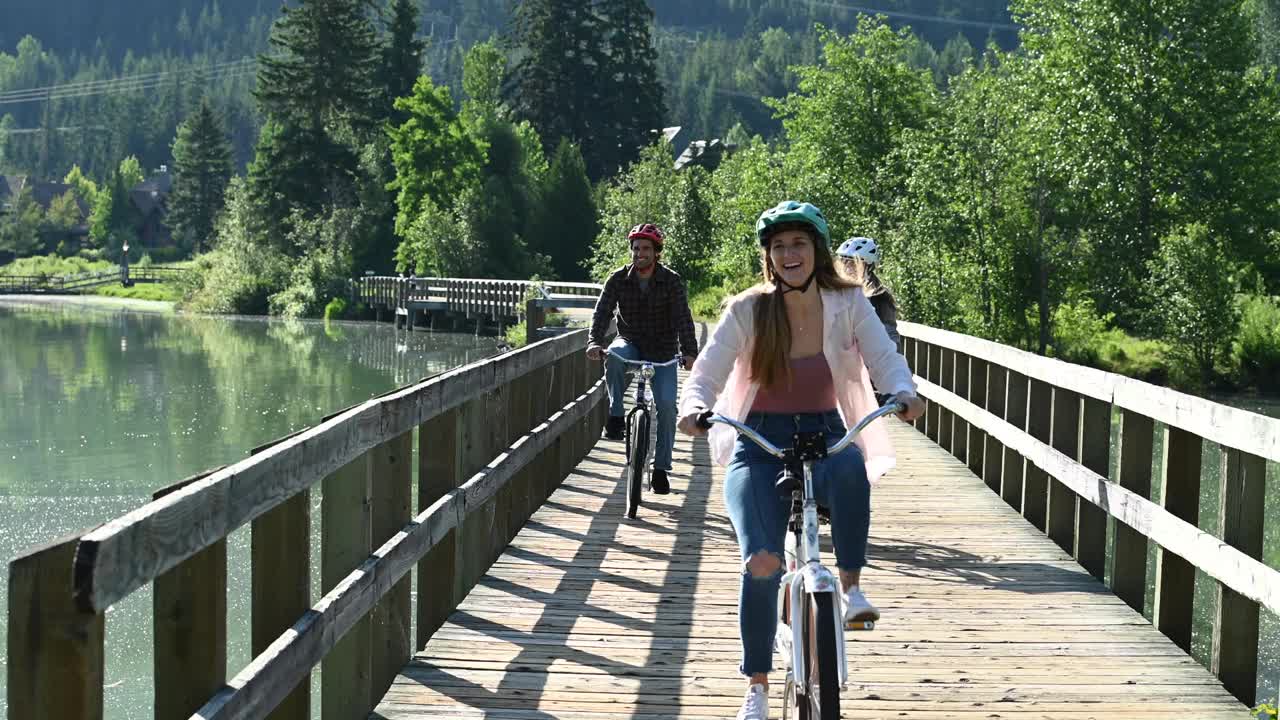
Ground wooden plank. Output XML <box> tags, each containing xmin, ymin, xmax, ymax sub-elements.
<box><xmin>1047</xmin><ymin>388</ymin><xmax>1080</xmax><ymax>554</ymax></box>
<box><xmin>953</xmin><ymin>352</ymin><xmax>970</xmax><ymax>464</ymax></box>
<box><xmin>7</xmin><ymin>535</ymin><xmax>104</xmax><ymax>720</ymax></box>
<box><xmin>191</xmin><ymin>379</ymin><xmax>605</xmax><ymax>720</ymax></box>
<box><xmin>1113</xmin><ymin>409</ymin><xmax>1154</xmax><ymax>614</ymax></box>
<box><xmin>1001</xmin><ymin>371</ymin><xmax>1028</xmax><ymax>510</ymax></box>
<box><xmin>251</xmin><ymin>490</ymin><xmax>310</xmax><ymax>720</ymax></box>
<box><xmin>1076</xmin><ymin>397</ymin><xmax>1110</xmax><ymax>581</ymax></box>
<box><xmin>321</xmin><ymin>454</ymin><xmax>373</xmax><ymax>720</ymax></box>
<box><xmin>1157</xmin><ymin>422</ymin><xmax>1192</xmax><ymax>653</ymax></box>
<box><xmin>152</xmin><ymin>469</ymin><xmax>227</xmax><ymax>720</ymax></box>
<box><xmin>1210</xmin><ymin>447</ymin><xmax>1266</xmax><ymax>704</ymax></box>
<box><xmin>913</xmin><ymin>379</ymin><xmax>1280</xmax><ymax>617</ymax></box>
<box><xmin>74</xmin><ymin>330</ymin><xmax>588</xmax><ymax>614</ymax></box>
<box><xmin>372</xmin><ymin>430</ymin><xmax>415</xmax><ymax>703</ymax></box>
<box><xmin>1023</xmin><ymin>378</ymin><xmax>1051</xmax><ymax>531</ymax></box>
<box><xmin>418</xmin><ymin>407</ymin><xmax>460</xmax><ymax>649</ymax></box>
<box><xmin>939</xmin><ymin>347</ymin><xmax>955</xmax><ymax>453</ymax></box>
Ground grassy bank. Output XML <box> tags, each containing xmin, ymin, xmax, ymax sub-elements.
<box><xmin>93</xmin><ymin>283</ymin><xmax>183</xmax><ymax>303</ymax></box>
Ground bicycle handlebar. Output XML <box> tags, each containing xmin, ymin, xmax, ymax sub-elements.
<box><xmin>601</xmin><ymin>350</ymin><xmax>682</xmax><ymax>368</ymax></box>
<box><xmin>694</xmin><ymin>402</ymin><xmax>906</xmax><ymax>460</ymax></box>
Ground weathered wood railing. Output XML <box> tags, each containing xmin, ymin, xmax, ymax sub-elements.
<box><xmin>353</xmin><ymin>275</ymin><xmax>602</xmax><ymax>324</ymax></box>
<box><xmin>0</xmin><ymin>264</ymin><xmax>184</xmax><ymax>294</ymax></box>
<box><xmin>900</xmin><ymin>321</ymin><xmax>1280</xmax><ymax>705</ymax></box>
<box><xmin>7</xmin><ymin>329</ymin><xmax>604</xmax><ymax>720</ymax></box>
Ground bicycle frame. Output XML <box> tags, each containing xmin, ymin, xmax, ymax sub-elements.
<box><xmin>604</xmin><ymin>351</ymin><xmax>681</xmax><ymax>517</ymax></box>
<box><xmin>697</xmin><ymin>402</ymin><xmax>905</xmax><ymax>691</ymax></box>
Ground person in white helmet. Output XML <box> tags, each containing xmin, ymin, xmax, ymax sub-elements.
<box><xmin>835</xmin><ymin>236</ymin><xmax>900</xmax><ymax>351</ymax></box>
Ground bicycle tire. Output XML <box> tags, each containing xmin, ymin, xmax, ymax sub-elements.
<box><xmin>810</xmin><ymin>592</ymin><xmax>841</xmax><ymax>720</ymax></box>
<box><xmin>625</xmin><ymin>411</ymin><xmax>649</xmax><ymax>519</ymax></box>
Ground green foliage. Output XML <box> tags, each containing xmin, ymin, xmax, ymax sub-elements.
<box><xmin>378</xmin><ymin>0</ymin><xmax>426</xmax><ymax>123</ymax></box>
<box><xmin>117</xmin><ymin>155</ymin><xmax>144</xmax><ymax>189</ymax></box>
<box><xmin>1233</xmin><ymin>294</ymin><xmax>1280</xmax><ymax>392</ymax></box>
<box><xmin>528</xmin><ymin>139</ymin><xmax>598</xmax><ymax>280</ymax></box>
<box><xmin>324</xmin><ymin>296</ymin><xmax>349</xmax><ymax>321</ymax></box>
<box><xmin>181</xmin><ymin>178</ymin><xmax>291</xmax><ymax>315</ymax></box>
<box><xmin>1052</xmin><ymin>296</ymin><xmax>1115</xmax><ymax>366</ymax></box>
<box><xmin>0</xmin><ymin>188</ymin><xmax>45</xmax><ymax>259</ymax></box>
<box><xmin>61</xmin><ymin>165</ymin><xmax>99</xmax><ymax>207</ymax></box>
<box><xmin>461</xmin><ymin>38</ymin><xmax>506</xmax><ymax>127</ymax></box>
<box><xmin>1148</xmin><ymin>223</ymin><xmax>1241</xmax><ymax>386</ymax></box>
<box><xmin>93</xmin><ymin>282</ymin><xmax>182</xmax><ymax>302</ymax></box>
<box><xmin>169</xmin><ymin>99</ymin><xmax>233</xmax><ymax>254</ymax></box>
<box><xmin>0</xmin><ymin>253</ymin><xmax>112</xmax><ymax>277</ymax></box>
<box><xmin>1254</xmin><ymin>700</ymin><xmax>1278</xmax><ymax>719</ymax></box>
<box><xmin>504</xmin><ymin>322</ymin><xmax>528</xmax><ymax>348</ymax></box>
<box><xmin>88</xmin><ymin>169</ymin><xmax>141</xmax><ymax>256</ymax></box>
<box><xmin>387</xmin><ymin>76</ymin><xmax>485</xmax><ymax>236</ymax></box>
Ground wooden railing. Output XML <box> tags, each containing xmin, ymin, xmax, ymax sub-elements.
<box><xmin>7</xmin><ymin>329</ymin><xmax>604</xmax><ymax>720</ymax></box>
<box><xmin>0</xmin><ymin>264</ymin><xmax>184</xmax><ymax>294</ymax></box>
<box><xmin>900</xmin><ymin>321</ymin><xmax>1280</xmax><ymax>705</ymax></box>
<box><xmin>353</xmin><ymin>275</ymin><xmax>602</xmax><ymax>321</ymax></box>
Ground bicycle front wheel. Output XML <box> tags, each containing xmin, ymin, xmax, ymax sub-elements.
<box><xmin>806</xmin><ymin>592</ymin><xmax>841</xmax><ymax>720</ymax></box>
<box><xmin>625</xmin><ymin>411</ymin><xmax>649</xmax><ymax>519</ymax></box>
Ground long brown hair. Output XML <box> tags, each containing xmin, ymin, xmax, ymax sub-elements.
<box><xmin>839</xmin><ymin>257</ymin><xmax>899</xmax><ymax>315</ymax></box>
<box><xmin>742</xmin><ymin>225</ymin><xmax>859</xmax><ymax>389</ymax></box>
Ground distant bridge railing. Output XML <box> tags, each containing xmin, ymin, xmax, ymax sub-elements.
<box><xmin>7</xmin><ymin>330</ymin><xmax>605</xmax><ymax>720</ymax></box>
<box><xmin>0</xmin><ymin>265</ymin><xmax>185</xmax><ymax>294</ymax></box>
<box><xmin>353</xmin><ymin>275</ymin><xmax>602</xmax><ymax>338</ymax></box>
<box><xmin>900</xmin><ymin>321</ymin><xmax>1280</xmax><ymax>705</ymax></box>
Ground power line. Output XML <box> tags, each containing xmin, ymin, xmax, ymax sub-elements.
<box><xmin>0</xmin><ymin>57</ymin><xmax>259</xmax><ymax>107</ymax></box>
<box><xmin>793</xmin><ymin>0</ymin><xmax>1021</xmax><ymax>31</ymax></box>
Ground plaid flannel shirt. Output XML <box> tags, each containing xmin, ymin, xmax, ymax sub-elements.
<box><xmin>590</xmin><ymin>263</ymin><xmax>698</xmax><ymax>362</ymax></box>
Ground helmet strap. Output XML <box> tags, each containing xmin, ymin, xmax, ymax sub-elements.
<box><xmin>773</xmin><ymin>270</ymin><xmax>816</xmax><ymax>294</ymax></box>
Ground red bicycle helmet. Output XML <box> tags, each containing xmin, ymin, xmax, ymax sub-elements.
<box><xmin>627</xmin><ymin>223</ymin><xmax>665</xmax><ymax>250</ymax></box>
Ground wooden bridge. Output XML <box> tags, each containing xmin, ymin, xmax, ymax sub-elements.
<box><xmin>354</xmin><ymin>275</ymin><xmax>602</xmax><ymax>339</ymax></box>
<box><xmin>7</xmin><ymin>320</ymin><xmax>1280</xmax><ymax>719</ymax></box>
<box><xmin>0</xmin><ymin>264</ymin><xmax>183</xmax><ymax>294</ymax></box>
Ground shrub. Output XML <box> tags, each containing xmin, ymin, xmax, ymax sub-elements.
<box><xmin>1051</xmin><ymin>296</ymin><xmax>1113</xmax><ymax>365</ymax></box>
<box><xmin>1233</xmin><ymin>294</ymin><xmax>1280</xmax><ymax>392</ymax></box>
<box><xmin>324</xmin><ymin>297</ymin><xmax>349</xmax><ymax>322</ymax></box>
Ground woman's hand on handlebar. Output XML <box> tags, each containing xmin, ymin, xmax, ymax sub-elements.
<box><xmin>893</xmin><ymin>391</ymin><xmax>925</xmax><ymax>422</ymax></box>
<box><xmin>677</xmin><ymin>409</ymin><xmax>709</xmax><ymax>437</ymax></box>
<box><xmin>586</xmin><ymin>345</ymin><xmax>604</xmax><ymax>361</ymax></box>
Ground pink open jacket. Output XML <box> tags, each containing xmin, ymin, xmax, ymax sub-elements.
<box><xmin>678</xmin><ymin>286</ymin><xmax>916</xmax><ymax>480</ymax></box>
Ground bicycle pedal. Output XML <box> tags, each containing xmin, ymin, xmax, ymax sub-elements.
<box><xmin>845</xmin><ymin>619</ymin><xmax>875</xmax><ymax>631</ymax></box>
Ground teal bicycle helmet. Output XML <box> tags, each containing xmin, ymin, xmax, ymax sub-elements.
<box><xmin>755</xmin><ymin>201</ymin><xmax>831</xmax><ymax>248</ymax></box>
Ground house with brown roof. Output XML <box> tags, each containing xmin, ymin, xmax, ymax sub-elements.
<box><xmin>130</xmin><ymin>168</ymin><xmax>173</xmax><ymax>249</ymax></box>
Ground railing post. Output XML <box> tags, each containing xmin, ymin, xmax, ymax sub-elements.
<box><xmin>1000</xmin><ymin>371</ymin><xmax>1028</xmax><ymax>510</ymax></box>
<box><xmin>1113</xmin><ymin>409</ymin><xmax>1154</xmax><ymax>613</ymax></box>
<box><xmin>153</xmin><ymin>475</ymin><xmax>227</xmax><ymax>720</ymax></box>
<box><xmin>966</xmin><ymin>357</ymin><xmax>987</xmax><ymax>477</ymax></box>
<box><xmin>952</xmin><ymin>352</ymin><xmax>970</xmax><ymax>464</ymax></box>
<box><xmin>371</xmin><ymin>429</ymin><xmax>413</xmax><ymax>705</ymax></box>
<box><xmin>7</xmin><ymin>536</ymin><xmax>105</xmax><ymax>720</ymax></box>
<box><xmin>938</xmin><ymin>348</ymin><xmax>955</xmax><ymax>454</ymax></box>
<box><xmin>418</xmin><ymin>407</ymin><xmax>461</xmax><ymax>648</ymax></box>
<box><xmin>251</xmin><ymin>489</ymin><xmax>310</xmax><ymax>720</ymax></box>
<box><xmin>1022</xmin><ymin>378</ymin><xmax>1051</xmax><ymax>531</ymax></box>
<box><xmin>1047</xmin><ymin>388</ymin><xmax>1081</xmax><ymax>554</ymax></box>
<box><xmin>1075</xmin><ymin>397</ymin><xmax>1110</xmax><ymax>580</ymax></box>
<box><xmin>983</xmin><ymin>365</ymin><xmax>1006</xmax><ymax>494</ymax></box>
<box><xmin>1210</xmin><ymin>447</ymin><xmax>1266</xmax><ymax>703</ymax></box>
<box><xmin>322</xmin><ymin>454</ymin><xmax>373</xmax><ymax>719</ymax></box>
<box><xmin>1155</xmin><ymin>425</ymin><xmax>1201</xmax><ymax>653</ymax></box>
<box><xmin>925</xmin><ymin>344</ymin><xmax>940</xmax><ymax>441</ymax></box>
<box><xmin>526</xmin><ymin>299</ymin><xmax>546</xmax><ymax>344</ymax></box>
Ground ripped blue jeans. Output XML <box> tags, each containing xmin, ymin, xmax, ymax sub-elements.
<box><xmin>723</xmin><ymin>410</ymin><xmax>871</xmax><ymax>676</ymax></box>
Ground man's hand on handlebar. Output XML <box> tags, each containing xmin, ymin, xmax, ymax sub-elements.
<box><xmin>586</xmin><ymin>345</ymin><xmax>604</xmax><ymax>361</ymax></box>
<box><xmin>893</xmin><ymin>391</ymin><xmax>925</xmax><ymax>422</ymax></box>
<box><xmin>682</xmin><ymin>355</ymin><xmax>696</xmax><ymax>371</ymax></box>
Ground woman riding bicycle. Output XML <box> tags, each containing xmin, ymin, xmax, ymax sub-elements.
<box><xmin>676</xmin><ymin>201</ymin><xmax>924</xmax><ymax>720</ymax></box>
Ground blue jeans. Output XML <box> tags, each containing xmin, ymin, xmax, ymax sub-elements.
<box><xmin>724</xmin><ymin>410</ymin><xmax>871</xmax><ymax>676</ymax></box>
<box><xmin>605</xmin><ymin>338</ymin><xmax>677</xmax><ymax>472</ymax></box>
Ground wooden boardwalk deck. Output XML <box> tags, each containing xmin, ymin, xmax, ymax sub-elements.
<box><xmin>372</xmin><ymin>402</ymin><xmax>1253</xmax><ymax>718</ymax></box>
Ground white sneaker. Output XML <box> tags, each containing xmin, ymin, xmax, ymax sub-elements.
<box><xmin>736</xmin><ymin>683</ymin><xmax>769</xmax><ymax>720</ymax></box>
<box><xmin>842</xmin><ymin>586</ymin><xmax>880</xmax><ymax>623</ymax></box>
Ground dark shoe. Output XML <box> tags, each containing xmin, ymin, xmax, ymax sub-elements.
<box><xmin>604</xmin><ymin>416</ymin><xmax>625</xmax><ymax>441</ymax></box>
<box><xmin>649</xmin><ymin>469</ymin><xmax>670</xmax><ymax>494</ymax></box>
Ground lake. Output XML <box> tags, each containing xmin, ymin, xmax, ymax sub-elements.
<box><xmin>0</xmin><ymin>299</ymin><xmax>503</xmax><ymax>718</ymax></box>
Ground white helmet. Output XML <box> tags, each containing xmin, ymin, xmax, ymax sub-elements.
<box><xmin>836</xmin><ymin>236</ymin><xmax>880</xmax><ymax>267</ymax></box>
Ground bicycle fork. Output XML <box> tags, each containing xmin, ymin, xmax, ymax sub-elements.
<box><xmin>777</xmin><ymin>461</ymin><xmax>849</xmax><ymax>687</ymax></box>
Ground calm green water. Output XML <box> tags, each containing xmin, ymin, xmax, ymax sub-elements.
<box><xmin>0</xmin><ymin>299</ymin><xmax>502</xmax><ymax>719</ymax></box>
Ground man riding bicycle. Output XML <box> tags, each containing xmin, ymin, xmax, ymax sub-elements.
<box><xmin>587</xmin><ymin>223</ymin><xmax>699</xmax><ymax>495</ymax></box>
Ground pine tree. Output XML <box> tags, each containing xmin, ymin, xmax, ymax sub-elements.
<box><xmin>169</xmin><ymin>99</ymin><xmax>233</xmax><ymax>254</ymax></box>
<box><xmin>596</xmin><ymin>0</ymin><xmax>667</xmax><ymax>177</ymax></box>
<box><xmin>252</xmin><ymin>0</ymin><xmax>382</xmax><ymax>226</ymax></box>
<box><xmin>378</xmin><ymin>0</ymin><xmax>427</xmax><ymax>125</ymax></box>
<box><xmin>505</xmin><ymin>0</ymin><xmax>611</xmax><ymax>179</ymax></box>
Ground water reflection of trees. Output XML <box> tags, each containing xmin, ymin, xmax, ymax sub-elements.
<box><xmin>0</xmin><ymin>304</ymin><xmax>502</xmax><ymax>496</ymax></box>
